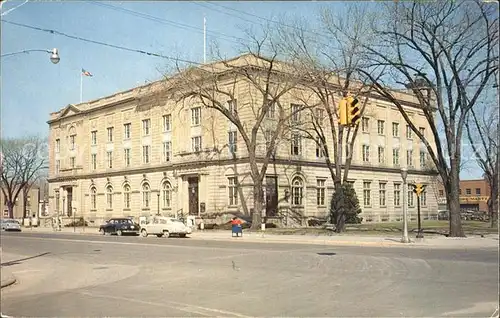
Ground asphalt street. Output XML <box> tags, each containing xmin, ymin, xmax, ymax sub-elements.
<box><xmin>1</xmin><ymin>232</ymin><xmax>498</xmax><ymax>317</ymax></box>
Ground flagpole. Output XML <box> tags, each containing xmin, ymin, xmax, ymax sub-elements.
<box><xmin>80</xmin><ymin>71</ymin><xmax>83</xmax><ymax>103</ymax></box>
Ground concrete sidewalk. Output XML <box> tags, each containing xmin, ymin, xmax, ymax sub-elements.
<box><xmin>19</xmin><ymin>226</ymin><xmax>500</xmax><ymax>249</ymax></box>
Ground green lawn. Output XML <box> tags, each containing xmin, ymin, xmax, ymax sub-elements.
<box><xmin>248</xmin><ymin>221</ymin><xmax>498</xmax><ymax>236</ymax></box>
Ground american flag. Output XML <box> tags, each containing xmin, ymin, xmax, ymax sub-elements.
<box><xmin>81</xmin><ymin>68</ymin><xmax>93</xmax><ymax>77</ymax></box>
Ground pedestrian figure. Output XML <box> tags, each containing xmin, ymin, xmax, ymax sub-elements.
<box><xmin>231</xmin><ymin>217</ymin><xmax>242</xmax><ymax>237</ymax></box>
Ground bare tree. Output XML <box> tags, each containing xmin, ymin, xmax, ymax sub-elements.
<box><xmin>273</xmin><ymin>5</ymin><xmax>380</xmax><ymax>232</ymax></box>
<box><xmin>353</xmin><ymin>0</ymin><xmax>498</xmax><ymax>237</ymax></box>
<box><xmin>163</xmin><ymin>36</ymin><xmax>307</xmax><ymax>229</ymax></box>
<box><xmin>466</xmin><ymin>96</ymin><xmax>499</xmax><ymax>227</ymax></box>
<box><xmin>1</xmin><ymin>136</ymin><xmax>47</xmax><ymax>219</ymax></box>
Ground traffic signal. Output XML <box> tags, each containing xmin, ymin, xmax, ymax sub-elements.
<box><xmin>338</xmin><ymin>98</ymin><xmax>348</xmax><ymax>126</ymax></box>
<box><xmin>413</xmin><ymin>183</ymin><xmax>426</xmax><ymax>196</ymax></box>
<box><xmin>346</xmin><ymin>96</ymin><xmax>361</xmax><ymax>126</ymax></box>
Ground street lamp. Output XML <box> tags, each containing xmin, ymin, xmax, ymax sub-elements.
<box><xmin>401</xmin><ymin>168</ymin><xmax>410</xmax><ymax>243</ymax></box>
<box><xmin>157</xmin><ymin>192</ymin><xmax>160</xmax><ymax>216</ymax></box>
<box><xmin>1</xmin><ymin>48</ymin><xmax>60</xmax><ymax>64</ymax></box>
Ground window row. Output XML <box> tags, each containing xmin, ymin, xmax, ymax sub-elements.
<box><xmin>89</xmin><ymin>181</ymin><xmax>173</xmax><ymax>210</ymax></box>
<box><xmin>363</xmin><ymin>182</ymin><xmax>427</xmax><ymax>208</ymax></box>
<box><xmin>363</xmin><ymin>119</ymin><xmax>426</xmax><ymax>139</ymax></box>
<box><xmin>361</xmin><ymin>146</ymin><xmax>428</xmax><ymax>167</ymax></box>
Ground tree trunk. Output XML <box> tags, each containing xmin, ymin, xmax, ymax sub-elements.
<box><xmin>334</xmin><ymin>180</ymin><xmax>346</xmax><ymax>233</ymax></box>
<box><xmin>251</xmin><ymin>182</ymin><xmax>264</xmax><ymax>229</ymax></box>
<box><xmin>490</xmin><ymin>173</ymin><xmax>498</xmax><ymax>228</ymax></box>
<box><xmin>447</xmin><ymin>166</ymin><xmax>465</xmax><ymax>237</ymax></box>
<box><xmin>7</xmin><ymin>202</ymin><xmax>14</xmax><ymax>219</ymax></box>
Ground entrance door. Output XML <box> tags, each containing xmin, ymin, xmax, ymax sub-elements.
<box><xmin>265</xmin><ymin>176</ymin><xmax>278</xmax><ymax>217</ymax></box>
<box><xmin>188</xmin><ymin>177</ymin><xmax>199</xmax><ymax>215</ymax></box>
<box><xmin>66</xmin><ymin>187</ymin><xmax>73</xmax><ymax>217</ymax></box>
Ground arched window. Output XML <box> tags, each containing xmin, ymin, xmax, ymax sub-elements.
<box><xmin>90</xmin><ymin>186</ymin><xmax>97</xmax><ymax>210</ymax></box>
<box><xmin>162</xmin><ymin>181</ymin><xmax>172</xmax><ymax>208</ymax></box>
<box><xmin>142</xmin><ymin>182</ymin><xmax>151</xmax><ymax>208</ymax></box>
<box><xmin>123</xmin><ymin>184</ymin><xmax>131</xmax><ymax>209</ymax></box>
<box><xmin>291</xmin><ymin>177</ymin><xmax>304</xmax><ymax>206</ymax></box>
<box><xmin>106</xmin><ymin>185</ymin><xmax>113</xmax><ymax>209</ymax></box>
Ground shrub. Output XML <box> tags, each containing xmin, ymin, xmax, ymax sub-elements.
<box><xmin>65</xmin><ymin>217</ymin><xmax>88</xmax><ymax>227</ymax></box>
<box><xmin>330</xmin><ymin>183</ymin><xmax>363</xmax><ymax>225</ymax></box>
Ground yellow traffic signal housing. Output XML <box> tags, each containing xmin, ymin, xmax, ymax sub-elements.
<box><xmin>346</xmin><ymin>96</ymin><xmax>360</xmax><ymax>126</ymax></box>
<box><xmin>413</xmin><ymin>183</ymin><xmax>426</xmax><ymax>196</ymax></box>
<box><xmin>338</xmin><ymin>98</ymin><xmax>348</xmax><ymax>126</ymax></box>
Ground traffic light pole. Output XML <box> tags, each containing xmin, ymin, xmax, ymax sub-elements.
<box><xmin>416</xmin><ymin>194</ymin><xmax>423</xmax><ymax>239</ymax></box>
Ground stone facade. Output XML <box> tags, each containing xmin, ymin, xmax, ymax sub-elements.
<box><xmin>47</xmin><ymin>54</ymin><xmax>439</xmax><ymax>225</ymax></box>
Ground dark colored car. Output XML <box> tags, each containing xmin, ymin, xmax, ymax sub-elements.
<box><xmin>99</xmin><ymin>218</ymin><xmax>139</xmax><ymax>236</ymax></box>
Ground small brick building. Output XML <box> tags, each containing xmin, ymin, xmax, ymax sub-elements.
<box><xmin>437</xmin><ymin>179</ymin><xmax>490</xmax><ymax>212</ymax></box>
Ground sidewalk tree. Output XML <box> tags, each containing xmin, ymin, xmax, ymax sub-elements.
<box><xmin>0</xmin><ymin>136</ymin><xmax>47</xmax><ymax>219</ymax></box>
<box><xmin>274</xmin><ymin>4</ymin><xmax>380</xmax><ymax>232</ymax></box>
<box><xmin>330</xmin><ymin>182</ymin><xmax>362</xmax><ymax>225</ymax></box>
<box><xmin>163</xmin><ymin>33</ymin><xmax>307</xmax><ymax>229</ymax></box>
<box><xmin>353</xmin><ymin>0</ymin><xmax>498</xmax><ymax>237</ymax></box>
<box><xmin>466</xmin><ymin>96</ymin><xmax>499</xmax><ymax>228</ymax></box>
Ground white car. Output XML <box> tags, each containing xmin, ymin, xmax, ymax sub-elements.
<box><xmin>1</xmin><ymin>219</ymin><xmax>22</xmax><ymax>231</ymax></box>
<box><xmin>140</xmin><ymin>216</ymin><xmax>192</xmax><ymax>238</ymax></box>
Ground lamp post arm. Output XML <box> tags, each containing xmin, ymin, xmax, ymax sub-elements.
<box><xmin>1</xmin><ymin>49</ymin><xmax>52</xmax><ymax>58</ymax></box>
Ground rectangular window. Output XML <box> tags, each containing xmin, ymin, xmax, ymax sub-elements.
<box><xmin>191</xmin><ymin>107</ymin><xmax>201</xmax><ymax>126</ymax></box>
<box><xmin>163</xmin><ymin>142</ymin><xmax>171</xmax><ymax>162</ymax></box>
<box><xmin>418</xmin><ymin>127</ymin><xmax>425</xmax><ymax>137</ymax></box>
<box><xmin>316</xmin><ymin>179</ymin><xmax>326</xmax><ymax>206</ymax></box>
<box><xmin>124</xmin><ymin>148</ymin><xmax>130</xmax><ymax>167</ymax></box>
<box><xmin>363</xmin><ymin>181</ymin><xmax>371</xmax><ymax>206</ymax></box>
<box><xmin>378</xmin><ymin>146</ymin><xmax>385</xmax><ymax>164</ymax></box>
<box><xmin>316</xmin><ymin>108</ymin><xmax>325</xmax><ymax>122</ymax></box>
<box><xmin>142</xmin><ymin>145</ymin><xmax>150</xmax><ymax>164</ymax></box>
<box><xmin>55</xmin><ymin>139</ymin><xmax>60</xmax><ymax>153</ymax></box>
<box><xmin>106</xmin><ymin>151</ymin><xmax>113</xmax><ymax>169</ymax></box>
<box><xmin>377</xmin><ymin>120</ymin><xmax>385</xmax><ymax>135</ymax></box>
<box><xmin>316</xmin><ymin>137</ymin><xmax>325</xmax><ymax>158</ymax></box>
<box><xmin>420</xmin><ymin>151</ymin><xmax>426</xmax><ymax>168</ymax></box>
<box><xmin>55</xmin><ymin>160</ymin><xmax>60</xmax><ymax>174</ymax></box>
<box><xmin>70</xmin><ymin>135</ymin><xmax>76</xmax><ymax>150</ymax></box>
<box><xmin>91</xmin><ymin>131</ymin><xmax>97</xmax><ymax>145</ymax></box>
<box><xmin>228</xmin><ymin>99</ymin><xmax>237</xmax><ymax>116</ymax></box>
<box><xmin>142</xmin><ymin>119</ymin><xmax>151</xmax><ymax>136</ymax></box>
<box><xmin>466</xmin><ymin>188</ymin><xmax>471</xmax><ymax>195</ymax></box>
<box><xmin>408</xmin><ymin>191</ymin><xmax>414</xmax><ymax>207</ymax></box>
<box><xmin>420</xmin><ymin>191</ymin><xmax>427</xmax><ymax>206</ymax></box>
<box><xmin>393</xmin><ymin>148</ymin><xmax>400</xmax><ymax>166</ymax></box>
<box><xmin>228</xmin><ymin>131</ymin><xmax>237</xmax><ymax>153</ymax></box>
<box><xmin>266</xmin><ymin>99</ymin><xmax>276</xmax><ymax>118</ymax></box>
<box><xmin>228</xmin><ymin>177</ymin><xmax>238</xmax><ymax>206</ymax></box>
<box><xmin>124</xmin><ymin>123</ymin><xmax>131</xmax><ymax>139</ymax></box>
<box><xmin>362</xmin><ymin>145</ymin><xmax>370</xmax><ymax>162</ymax></box>
<box><xmin>107</xmin><ymin>127</ymin><xmax>113</xmax><ymax>142</ymax></box>
<box><xmin>362</xmin><ymin>117</ymin><xmax>369</xmax><ymax>133</ymax></box>
<box><xmin>379</xmin><ymin>182</ymin><xmax>386</xmax><ymax>206</ymax></box>
<box><xmin>394</xmin><ymin>183</ymin><xmax>401</xmax><ymax>206</ymax></box>
<box><xmin>265</xmin><ymin>129</ymin><xmax>273</xmax><ymax>153</ymax></box>
<box><xmin>290</xmin><ymin>133</ymin><xmax>301</xmax><ymax>155</ymax></box>
<box><xmin>91</xmin><ymin>154</ymin><xmax>97</xmax><ymax>170</ymax></box>
<box><xmin>407</xmin><ymin>150</ymin><xmax>413</xmax><ymax>167</ymax></box>
<box><xmin>476</xmin><ymin>188</ymin><xmax>481</xmax><ymax>195</ymax></box>
<box><xmin>291</xmin><ymin>104</ymin><xmax>302</xmax><ymax>123</ymax></box>
<box><xmin>392</xmin><ymin>122</ymin><xmax>399</xmax><ymax>137</ymax></box>
<box><xmin>163</xmin><ymin>114</ymin><xmax>172</xmax><ymax>132</ymax></box>
<box><xmin>439</xmin><ymin>190</ymin><xmax>444</xmax><ymax>196</ymax></box>
<box><xmin>406</xmin><ymin>125</ymin><xmax>412</xmax><ymax>139</ymax></box>
<box><xmin>70</xmin><ymin>156</ymin><xmax>75</xmax><ymax>168</ymax></box>
<box><xmin>192</xmin><ymin>136</ymin><xmax>202</xmax><ymax>152</ymax></box>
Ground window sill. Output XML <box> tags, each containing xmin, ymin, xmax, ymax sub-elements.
<box><xmin>142</xmin><ymin>208</ymin><xmax>151</xmax><ymax>211</ymax></box>
<box><xmin>161</xmin><ymin>208</ymin><xmax>172</xmax><ymax>210</ymax></box>
<box><xmin>90</xmin><ymin>209</ymin><xmax>97</xmax><ymax>212</ymax></box>
<box><xmin>317</xmin><ymin>205</ymin><xmax>327</xmax><ymax>208</ymax></box>
<box><xmin>106</xmin><ymin>209</ymin><xmax>113</xmax><ymax>212</ymax></box>
<box><xmin>292</xmin><ymin>205</ymin><xmax>304</xmax><ymax>208</ymax></box>
<box><xmin>123</xmin><ymin>208</ymin><xmax>131</xmax><ymax>211</ymax></box>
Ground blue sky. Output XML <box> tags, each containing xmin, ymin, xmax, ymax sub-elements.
<box><xmin>0</xmin><ymin>0</ymin><xmax>484</xmax><ymax>179</ymax></box>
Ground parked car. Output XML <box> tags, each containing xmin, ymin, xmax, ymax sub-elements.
<box><xmin>140</xmin><ymin>216</ymin><xmax>192</xmax><ymax>238</ymax></box>
<box><xmin>99</xmin><ymin>218</ymin><xmax>139</xmax><ymax>236</ymax></box>
<box><xmin>1</xmin><ymin>219</ymin><xmax>22</xmax><ymax>231</ymax></box>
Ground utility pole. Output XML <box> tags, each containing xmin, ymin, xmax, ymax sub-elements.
<box><xmin>401</xmin><ymin>168</ymin><xmax>410</xmax><ymax>243</ymax></box>
<box><xmin>203</xmin><ymin>15</ymin><xmax>206</xmax><ymax>64</ymax></box>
